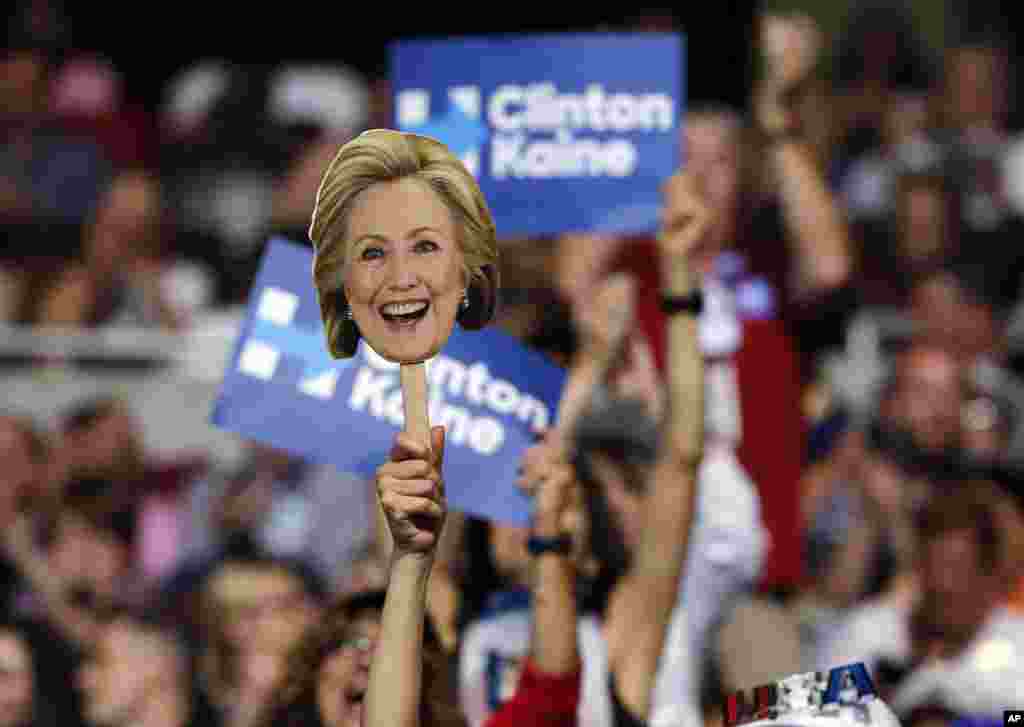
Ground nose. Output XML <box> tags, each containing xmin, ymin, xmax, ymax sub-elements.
<box><xmin>385</xmin><ymin>249</ymin><xmax>420</xmax><ymax>291</ymax></box>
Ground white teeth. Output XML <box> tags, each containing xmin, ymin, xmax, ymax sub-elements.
<box><xmin>381</xmin><ymin>301</ymin><xmax>428</xmax><ymax>316</ymax></box>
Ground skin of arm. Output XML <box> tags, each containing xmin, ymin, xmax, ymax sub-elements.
<box><xmin>604</xmin><ymin>170</ymin><xmax>708</xmax><ymax>720</ymax></box>
<box><xmin>524</xmin><ymin>454</ymin><xmax>579</xmax><ymax>675</ymax></box>
<box><xmin>365</xmin><ymin>426</ymin><xmax>447</xmax><ymax>727</ymax></box>
<box><xmin>769</xmin><ymin>138</ymin><xmax>852</xmax><ymax>294</ymax></box>
<box><xmin>756</xmin><ymin>13</ymin><xmax>851</xmax><ymax>296</ymax></box>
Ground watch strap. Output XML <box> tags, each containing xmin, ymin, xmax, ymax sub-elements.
<box><xmin>527</xmin><ymin>533</ymin><xmax>572</xmax><ymax>556</ymax></box>
<box><xmin>659</xmin><ymin>290</ymin><xmax>705</xmax><ymax>316</ymax></box>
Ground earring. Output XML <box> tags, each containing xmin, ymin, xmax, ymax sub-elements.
<box><xmin>343</xmin><ymin>305</ymin><xmax>352</xmax><ymax>320</ymax></box>
<box><xmin>460</xmin><ymin>289</ymin><xmax>470</xmax><ymax>312</ymax></box>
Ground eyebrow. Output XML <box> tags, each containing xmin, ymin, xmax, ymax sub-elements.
<box><xmin>353</xmin><ymin>227</ymin><xmax>445</xmax><ymax>245</ymax></box>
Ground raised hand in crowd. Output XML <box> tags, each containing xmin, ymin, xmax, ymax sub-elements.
<box><xmin>365</xmin><ymin>426</ymin><xmax>449</xmax><ymax>727</ymax></box>
<box><xmin>468</xmin><ymin>433</ymin><xmax>584</xmax><ymax>727</ymax></box>
<box><xmin>753</xmin><ymin>12</ymin><xmax>852</xmax><ymax>297</ymax></box>
<box><xmin>377</xmin><ymin>428</ymin><xmax>447</xmax><ymax>559</ymax></box>
<box><xmin>602</xmin><ymin>166</ymin><xmax>709</xmax><ymax>726</ymax></box>
<box><xmin>756</xmin><ymin>12</ymin><xmax>822</xmax><ymax>135</ymax></box>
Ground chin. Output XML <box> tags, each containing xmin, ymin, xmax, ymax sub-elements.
<box><xmin>374</xmin><ymin>335</ymin><xmax>444</xmax><ymax>364</ymax></box>
<box><xmin>357</xmin><ymin>305</ymin><xmax>456</xmax><ymax>364</ymax></box>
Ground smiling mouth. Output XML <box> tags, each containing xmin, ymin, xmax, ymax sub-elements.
<box><xmin>379</xmin><ymin>300</ymin><xmax>429</xmax><ymax>325</ymax></box>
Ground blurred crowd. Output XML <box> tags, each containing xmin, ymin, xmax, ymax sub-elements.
<box><xmin>3</xmin><ymin>1</ymin><xmax>1024</xmax><ymax>726</ymax></box>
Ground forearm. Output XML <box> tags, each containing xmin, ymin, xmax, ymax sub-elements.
<box><xmin>661</xmin><ymin>264</ymin><xmax>704</xmax><ymax>463</ymax></box>
<box><xmin>528</xmin><ymin>517</ymin><xmax>578</xmax><ymax>673</ymax></box>
<box><xmin>366</xmin><ymin>553</ymin><xmax>434</xmax><ymax>727</ymax></box>
<box><xmin>608</xmin><ymin>262</ymin><xmax>702</xmax><ymax>718</ymax></box>
<box><xmin>770</xmin><ymin>139</ymin><xmax>851</xmax><ymax>293</ymax></box>
<box><xmin>632</xmin><ymin>263</ymin><xmax>702</xmax><ymax>617</ymax></box>
<box><xmin>426</xmin><ymin>514</ymin><xmax>463</xmax><ymax>653</ymax></box>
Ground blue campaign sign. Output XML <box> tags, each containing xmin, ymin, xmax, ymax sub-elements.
<box><xmin>390</xmin><ymin>33</ymin><xmax>684</xmax><ymax>237</ymax></box>
<box><xmin>211</xmin><ymin>238</ymin><xmax>565</xmax><ymax>526</ymax></box>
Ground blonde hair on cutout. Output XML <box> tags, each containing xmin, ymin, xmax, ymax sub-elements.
<box><xmin>309</xmin><ymin>129</ymin><xmax>499</xmax><ymax>358</ymax></box>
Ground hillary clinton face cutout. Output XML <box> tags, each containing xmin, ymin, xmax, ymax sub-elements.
<box><xmin>342</xmin><ymin>177</ymin><xmax>466</xmax><ymax>364</ymax></box>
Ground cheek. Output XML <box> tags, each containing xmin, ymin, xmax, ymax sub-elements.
<box><xmin>342</xmin><ymin>266</ymin><xmax>375</xmax><ymax>306</ymax></box>
<box><xmin>317</xmin><ymin>662</ymin><xmax>353</xmax><ymax>726</ymax></box>
<box><xmin>707</xmin><ymin>166</ymin><xmax>738</xmax><ymax>207</ymax></box>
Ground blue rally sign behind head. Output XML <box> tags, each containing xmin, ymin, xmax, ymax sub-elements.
<box><xmin>212</xmin><ymin>239</ymin><xmax>565</xmax><ymax>526</ymax></box>
<box><xmin>391</xmin><ymin>33</ymin><xmax>684</xmax><ymax>237</ymax></box>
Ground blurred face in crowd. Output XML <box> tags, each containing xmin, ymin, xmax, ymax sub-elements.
<box><xmin>317</xmin><ymin>610</ymin><xmax>380</xmax><ymax>727</ymax></box>
<box><xmin>887</xmin><ymin>344</ymin><xmax>963</xmax><ymax>453</ymax></box>
<box><xmin>683</xmin><ymin>112</ymin><xmax>741</xmax><ymax>247</ymax></box>
<box><xmin>897</xmin><ymin>181</ymin><xmax>947</xmax><ymax>266</ymax></box>
<box><xmin>343</xmin><ymin>177</ymin><xmax>466</xmax><ymax>363</ymax></box>
<box><xmin>948</xmin><ymin>46</ymin><xmax>1007</xmax><ymax>130</ymax></box>
<box><xmin>910</xmin><ymin>274</ymin><xmax>1001</xmax><ymax>364</ymax></box>
<box><xmin>216</xmin><ymin>564</ymin><xmax>316</xmax><ymax>657</ymax></box>
<box><xmin>858</xmin><ymin>450</ymin><xmax>909</xmax><ymax>519</ymax></box>
<box><xmin>0</xmin><ymin>417</ymin><xmax>43</xmax><ymax>513</ymax></box>
<box><xmin>86</xmin><ymin>172</ymin><xmax>162</xmax><ymax>275</ymax></box>
<box><xmin>78</xmin><ymin>620</ymin><xmax>175</xmax><ymax>727</ymax></box>
<box><xmin>0</xmin><ymin>49</ymin><xmax>47</xmax><ymax>124</ymax></box>
<box><xmin>0</xmin><ymin>629</ymin><xmax>34</xmax><ymax>727</ymax></box>
<box><xmin>63</xmin><ymin>405</ymin><xmax>143</xmax><ymax>483</ymax></box>
<box><xmin>919</xmin><ymin>527</ymin><xmax>1002</xmax><ymax>648</ymax></box>
<box><xmin>48</xmin><ymin>514</ymin><xmax>128</xmax><ymax>605</ymax></box>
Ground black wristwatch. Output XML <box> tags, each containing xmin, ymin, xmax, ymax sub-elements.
<box><xmin>659</xmin><ymin>290</ymin><xmax>704</xmax><ymax>316</ymax></box>
<box><xmin>527</xmin><ymin>533</ymin><xmax>572</xmax><ymax>556</ymax></box>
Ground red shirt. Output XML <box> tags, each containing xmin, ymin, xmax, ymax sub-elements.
<box><xmin>485</xmin><ymin>659</ymin><xmax>582</xmax><ymax>727</ymax></box>
<box><xmin>611</xmin><ymin>238</ymin><xmax>806</xmax><ymax>590</ymax></box>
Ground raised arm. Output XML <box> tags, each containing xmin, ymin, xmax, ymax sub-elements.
<box><xmin>756</xmin><ymin>13</ymin><xmax>851</xmax><ymax>295</ymax></box>
<box><xmin>366</xmin><ymin>426</ymin><xmax>448</xmax><ymax>727</ymax></box>
<box><xmin>485</xmin><ymin>439</ymin><xmax>582</xmax><ymax>727</ymax></box>
<box><xmin>522</xmin><ymin>438</ymin><xmax>580</xmax><ymax>675</ymax></box>
<box><xmin>605</xmin><ymin>169</ymin><xmax>709</xmax><ymax>722</ymax></box>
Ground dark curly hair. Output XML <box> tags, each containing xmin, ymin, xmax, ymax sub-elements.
<box><xmin>263</xmin><ymin>589</ymin><xmax>464</xmax><ymax>727</ymax></box>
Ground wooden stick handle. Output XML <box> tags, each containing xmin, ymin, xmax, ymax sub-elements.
<box><xmin>400</xmin><ymin>362</ymin><xmax>431</xmax><ymax>449</ymax></box>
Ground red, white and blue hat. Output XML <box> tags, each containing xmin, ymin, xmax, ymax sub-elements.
<box><xmin>724</xmin><ymin>663</ymin><xmax>901</xmax><ymax>727</ymax></box>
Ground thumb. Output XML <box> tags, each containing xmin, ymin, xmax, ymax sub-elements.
<box><xmin>431</xmin><ymin>425</ymin><xmax>446</xmax><ymax>468</ymax></box>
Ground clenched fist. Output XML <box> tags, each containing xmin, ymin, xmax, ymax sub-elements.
<box><xmin>760</xmin><ymin>13</ymin><xmax>821</xmax><ymax>90</ymax></box>
<box><xmin>756</xmin><ymin>13</ymin><xmax>821</xmax><ymax>135</ymax></box>
<box><xmin>659</xmin><ymin>169</ymin><xmax>714</xmax><ymax>274</ymax></box>
<box><xmin>376</xmin><ymin>427</ymin><xmax>447</xmax><ymax>557</ymax></box>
